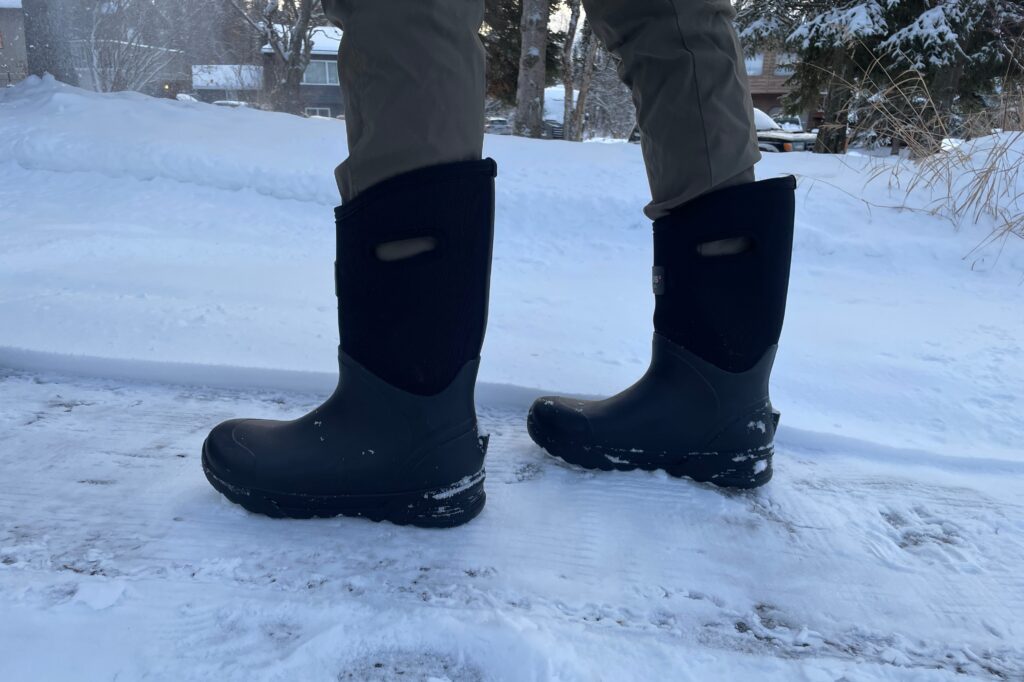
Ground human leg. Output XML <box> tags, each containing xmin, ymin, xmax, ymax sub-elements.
<box><xmin>582</xmin><ymin>0</ymin><xmax>760</xmax><ymax>219</ymax></box>
<box><xmin>325</xmin><ymin>0</ymin><xmax>486</xmax><ymax>201</ymax></box>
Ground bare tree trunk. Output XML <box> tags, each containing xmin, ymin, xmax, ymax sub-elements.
<box><xmin>277</xmin><ymin>0</ymin><xmax>314</xmax><ymax>114</ymax></box>
<box><xmin>815</xmin><ymin>48</ymin><xmax>850</xmax><ymax>154</ymax></box>
<box><xmin>22</xmin><ymin>0</ymin><xmax>79</xmax><ymax>85</ymax></box>
<box><xmin>276</xmin><ymin>64</ymin><xmax>306</xmax><ymax>114</ymax></box>
<box><xmin>514</xmin><ymin>0</ymin><xmax>549</xmax><ymax>137</ymax></box>
<box><xmin>928</xmin><ymin>61</ymin><xmax>962</xmax><ymax>151</ymax></box>
<box><xmin>568</xmin><ymin>25</ymin><xmax>599</xmax><ymax>141</ymax></box>
<box><xmin>226</xmin><ymin>0</ymin><xmax>316</xmax><ymax>115</ymax></box>
<box><xmin>561</xmin><ymin>0</ymin><xmax>581</xmax><ymax>140</ymax></box>
<box><xmin>82</xmin><ymin>0</ymin><xmax>180</xmax><ymax>93</ymax></box>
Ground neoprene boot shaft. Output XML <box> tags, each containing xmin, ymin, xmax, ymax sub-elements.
<box><xmin>202</xmin><ymin>159</ymin><xmax>497</xmax><ymax>526</ymax></box>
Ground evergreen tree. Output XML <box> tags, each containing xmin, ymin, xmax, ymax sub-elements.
<box><xmin>736</xmin><ymin>0</ymin><xmax>1024</xmax><ymax>153</ymax></box>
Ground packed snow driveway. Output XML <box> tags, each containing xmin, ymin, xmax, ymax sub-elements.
<box><xmin>1</xmin><ymin>368</ymin><xmax>1022</xmax><ymax>680</ymax></box>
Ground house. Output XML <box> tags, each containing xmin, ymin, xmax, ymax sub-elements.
<box><xmin>66</xmin><ymin>39</ymin><xmax>190</xmax><ymax>96</ymax></box>
<box><xmin>744</xmin><ymin>51</ymin><xmax>824</xmax><ymax>130</ymax></box>
<box><xmin>262</xmin><ymin>25</ymin><xmax>343</xmax><ymax>117</ymax></box>
<box><xmin>191</xmin><ymin>64</ymin><xmax>263</xmax><ymax>104</ymax></box>
<box><xmin>744</xmin><ymin>51</ymin><xmax>797</xmax><ymax>117</ymax></box>
<box><xmin>0</xmin><ymin>0</ymin><xmax>26</xmax><ymax>87</ymax></box>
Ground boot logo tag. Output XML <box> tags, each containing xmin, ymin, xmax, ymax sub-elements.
<box><xmin>652</xmin><ymin>266</ymin><xmax>665</xmax><ymax>295</ymax></box>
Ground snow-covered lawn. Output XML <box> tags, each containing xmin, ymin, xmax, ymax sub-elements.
<box><xmin>1</xmin><ymin>76</ymin><xmax>1022</xmax><ymax>679</ymax></box>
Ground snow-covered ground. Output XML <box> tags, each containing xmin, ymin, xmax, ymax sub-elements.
<box><xmin>1</xmin><ymin>76</ymin><xmax>1023</xmax><ymax>679</ymax></box>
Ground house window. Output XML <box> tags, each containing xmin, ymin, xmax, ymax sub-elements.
<box><xmin>774</xmin><ymin>52</ymin><xmax>798</xmax><ymax>76</ymax></box>
<box><xmin>744</xmin><ymin>54</ymin><xmax>764</xmax><ymax>77</ymax></box>
<box><xmin>305</xmin><ymin>107</ymin><xmax>331</xmax><ymax>117</ymax></box>
<box><xmin>302</xmin><ymin>60</ymin><xmax>339</xmax><ymax>85</ymax></box>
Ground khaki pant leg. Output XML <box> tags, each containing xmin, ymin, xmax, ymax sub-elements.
<box><xmin>322</xmin><ymin>0</ymin><xmax>486</xmax><ymax>202</ymax></box>
<box><xmin>582</xmin><ymin>0</ymin><xmax>759</xmax><ymax>218</ymax></box>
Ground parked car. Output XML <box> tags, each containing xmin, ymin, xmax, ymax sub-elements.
<box><xmin>771</xmin><ymin>115</ymin><xmax>805</xmax><ymax>132</ymax></box>
<box><xmin>485</xmin><ymin>117</ymin><xmax>512</xmax><ymax>135</ymax></box>
<box><xmin>626</xmin><ymin>110</ymin><xmax>815</xmax><ymax>150</ymax></box>
<box><xmin>755</xmin><ymin>108</ymin><xmax>816</xmax><ymax>152</ymax></box>
<box><xmin>542</xmin><ymin>119</ymin><xmax>564</xmax><ymax>140</ymax></box>
<box><xmin>212</xmin><ymin>100</ymin><xmax>250</xmax><ymax>109</ymax></box>
<box><xmin>175</xmin><ymin>93</ymin><xmax>200</xmax><ymax>103</ymax></box>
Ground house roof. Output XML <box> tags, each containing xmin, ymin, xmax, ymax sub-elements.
<box><xmin>192</xmin><ymin>65</ymin><xmax>263</xmax><ymax>90</ymax></box>
<box><xmin>261</xmin><ymin>26</ymin><xmax>342</xmax><ymax>56</ymax></box>
<box><xmin>0</xmin><ymin>1</ymin><xmax>24</xmax><ymax>9</ymax></box>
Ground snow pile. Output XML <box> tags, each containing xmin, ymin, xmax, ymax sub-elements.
<box><xmin>886</xmin><ymin>132</ymin><xmax>1024</xmax><ymax>232</ymax></box>
<box><xmin>1</xmin><ymin>76</ymin><xmax>1023</xmax><ymax>457</ymax></box>
<box><xmin>0</xmin><ymin>75</ymin><xmax>342</xmax><ymax>205</ymax></box>
<box><xmin>2</xmin><ymin>76</ymin><xmax>1024</xmax><ymax>461</ymax></box>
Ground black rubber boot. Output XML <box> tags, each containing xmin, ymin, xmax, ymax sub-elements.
<box><xmin>202</xmin><ymin>159</ymin><xmax>497</xmax><ymax>527</ymax></box>
<box><xmin>527</xmin><ymin>176</ymin><xmax>795</xmax><ymax>488</ymax></box>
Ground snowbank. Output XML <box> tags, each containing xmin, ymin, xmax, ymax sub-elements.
<box><xmin>2</xmin><ymin>76</ymin><xmax>1023</xmax><ymax>463</ymax></box>
<box><xmin>0</xmin><ymin>75</ymin><xmax>341</xmax><ymax>205</ymax></box>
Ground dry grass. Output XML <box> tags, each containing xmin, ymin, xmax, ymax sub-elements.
<box><xmin>822</xmin><ymin>45</ymin><xmax>1024</xmax><ymax>251</ymax></box>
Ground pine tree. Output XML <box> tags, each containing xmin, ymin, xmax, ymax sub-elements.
<box><xmin>736</xmin><ymin>0</ymin><xmax>1024</xmax><ymax>153</ymax></box>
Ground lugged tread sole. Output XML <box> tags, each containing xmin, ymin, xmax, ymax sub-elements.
<box><xmin>526</xmin><ymin>409</ymin><xmax>782</xmax><ymax>490</ymax></box>
<box><xmin>201</xmin><ymin>439</ymin><xmax>486</xmax><ymax>528</ymax></box>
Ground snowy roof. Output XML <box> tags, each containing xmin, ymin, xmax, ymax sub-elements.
<box><xmin>261</xmin><ymin>26</ymin><xmax>342</xmax><ymax>56</ymax></box>
<box><xmin>192</xmin><ymin>65</ymin><xmax>263</xmax><ymax>91</ymax></box>
<box><xmin>0</xmin><ymin>0</ymin><xmax>23</xmax><ymax>9</ymax></box>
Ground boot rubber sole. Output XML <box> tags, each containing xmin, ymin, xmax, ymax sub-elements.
<box><xmin>526</xmin><ymin>410</ymin><xmax>781</xmax><ymax>490</ymax></box>
<box><xmin>201</xmin><ymin>439</ymin><xmax>486</xmax><ymax>528</ymax></box>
